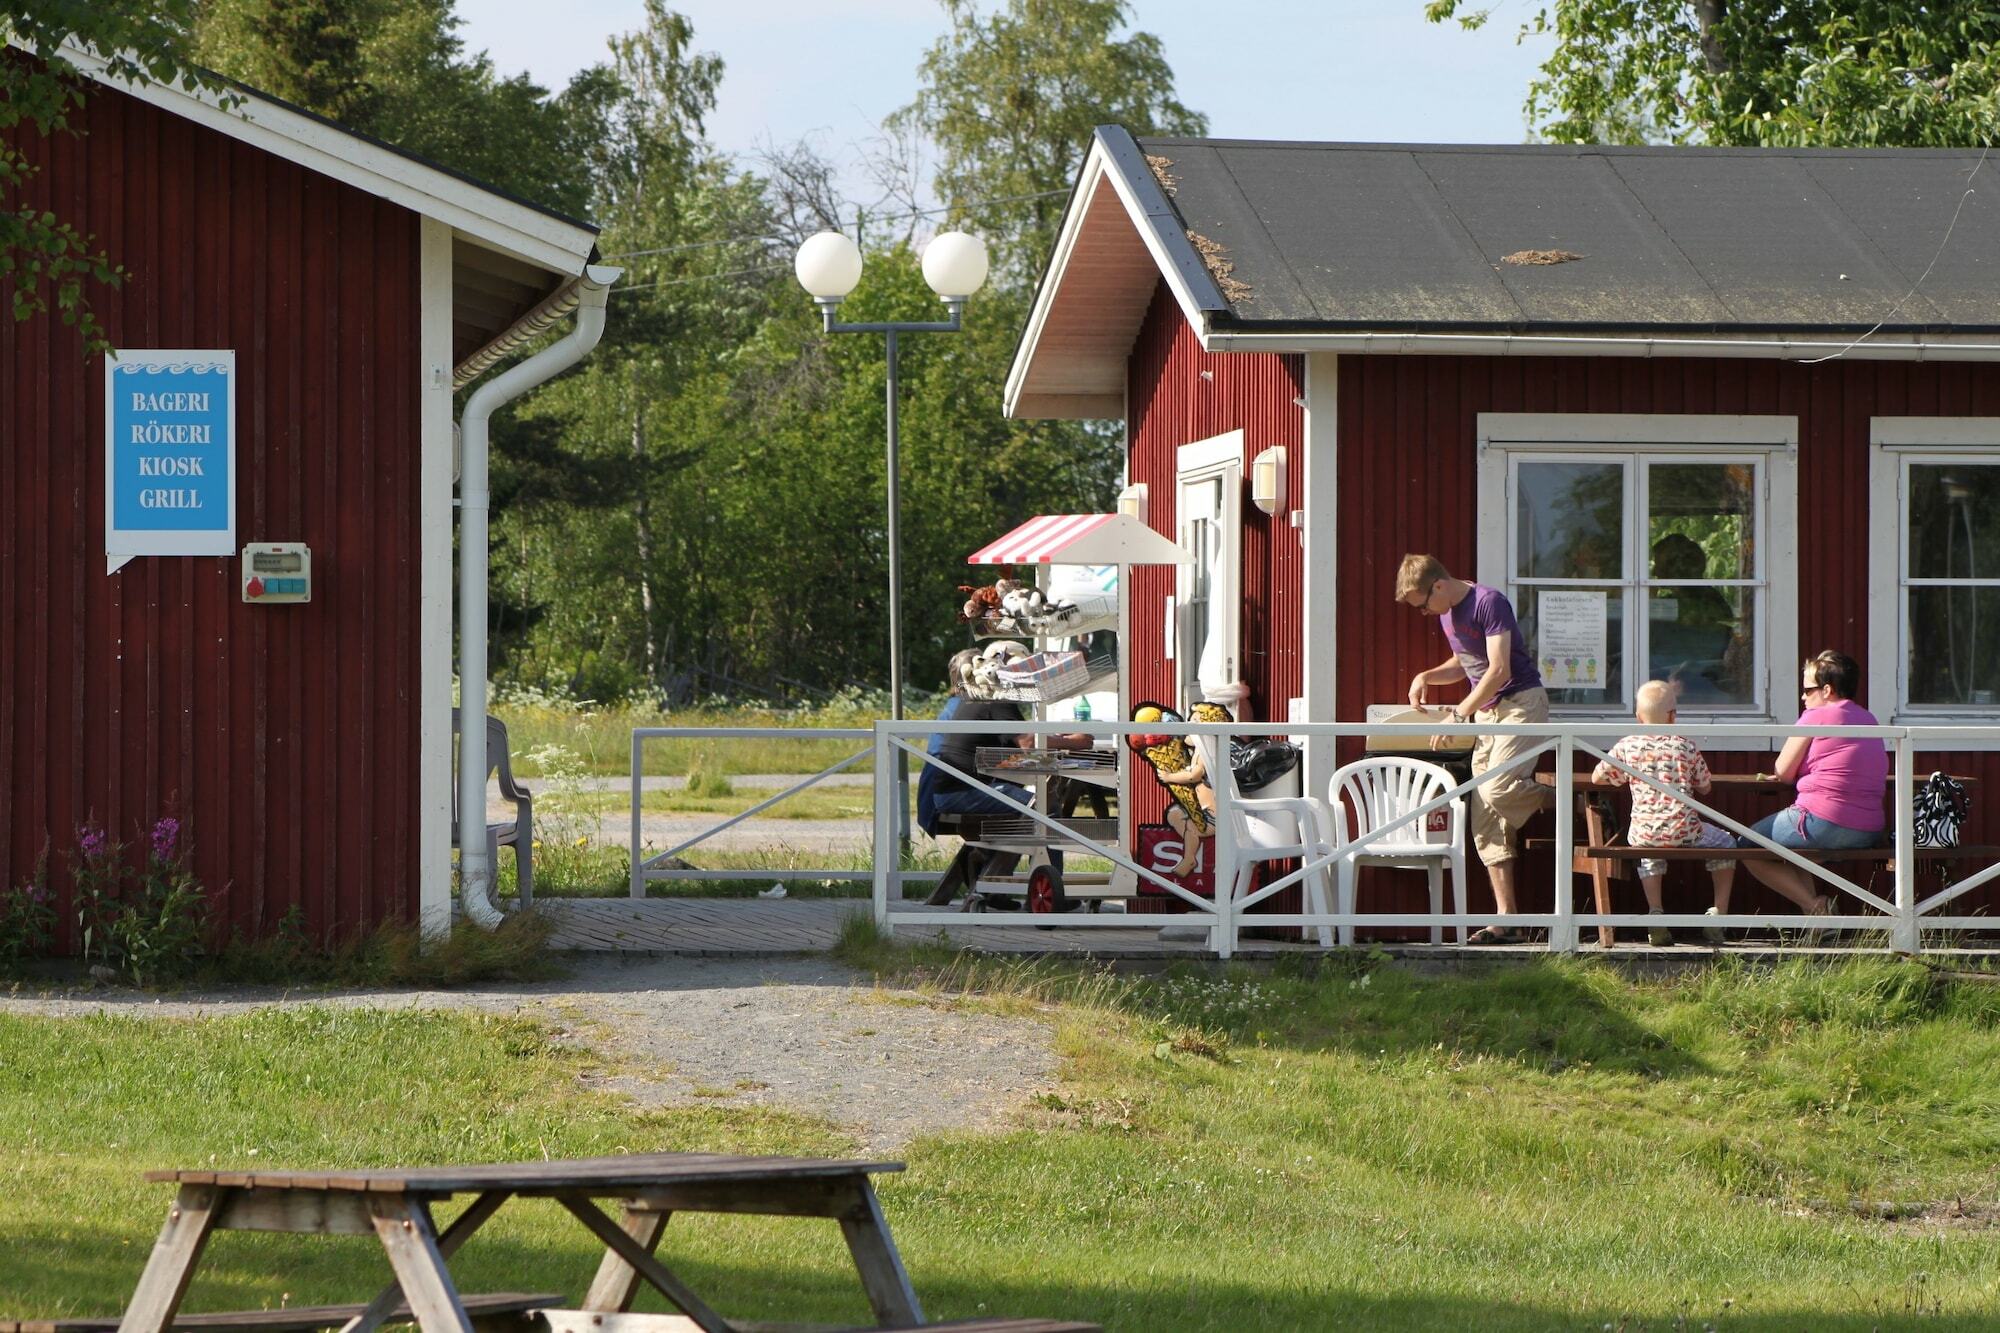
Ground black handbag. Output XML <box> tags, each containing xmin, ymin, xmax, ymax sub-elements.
<box><xmin>1913</xmin><ymin>771</ymin><xmax>1969</xmax><ymax>849</ymax></box>
<box><xmin>1230</xmin><ymin>738</ymin><xmax>1301</xmax><ymax>793</ymax></box>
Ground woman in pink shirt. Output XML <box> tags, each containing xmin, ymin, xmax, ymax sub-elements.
<box><xmin>1739</xmin><ymin>650</ymin><xmax>1887</xmax><ymax>915</ymax></box>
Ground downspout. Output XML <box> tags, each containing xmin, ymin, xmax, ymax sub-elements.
<box><xmin>458</xmin><ymin>263</ymin><xmax>622</xmax><ymax>927</ymax></box>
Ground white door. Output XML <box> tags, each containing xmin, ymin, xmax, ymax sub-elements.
<box><xmin>1176</xmin><ymin>432</ymin><xmax>1243</xmax><ymax>713</ymax></box>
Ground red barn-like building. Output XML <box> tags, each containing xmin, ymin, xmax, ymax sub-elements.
<box><xmin>1008</xmin><ymin>128</ymin><xmax>2000</xmax><ymax>920</ymax></box>
<box><xmin>1</xmin><ymin>51</ymin><xmax>601</xmax><ymax>941</ymax></box>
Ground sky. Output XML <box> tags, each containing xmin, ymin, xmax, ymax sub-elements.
<box><xmin>454</xmin><ymin>0</ymin><xmax>1554</xmax><ymax>219</ymax></box>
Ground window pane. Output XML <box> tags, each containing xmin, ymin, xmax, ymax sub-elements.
<box><xmin>1648</xmin><ymin>462</ymin><xmax>1756</xmax><ymax>580</ymax></box>
<box><xmin>1519</xmin><ymin>586</ymin><xmax>1625</xmax><ymax>706</ymax></box>
<box><xmin>1909</xmin><ymin>465</ymin><xmax>2000</xmax><ymax>579</ymax></box>
<box><xmin>1908</xmin><ymin>586</ymin><xmax>2000</xmax><ymax>706</ymax></box>
<box><xmin>1649</xmin><ymin>585</ymin><xmax>1756</xmax><ymax>707</ymax></box>
<box><xmin>1517</xmin><ymin>461</ymin><xmax>1624</xmax><ymax>579</ymax></box>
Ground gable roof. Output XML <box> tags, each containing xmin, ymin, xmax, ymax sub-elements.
<box><xmin>51</xmin><ymin>43</ymin><xmax>602</xmax><ymax>381</ymax></box>
<box><xmin>1007</xmin><ymin>127</ymin><xmax>2000</xmax><ymax>419</ymax></box>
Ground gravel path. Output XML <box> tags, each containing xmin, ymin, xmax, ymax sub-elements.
<box><xmin>0</xmin><ymin>956</ymin><xmax>1057</xmax><ymax>1153</ymax></box>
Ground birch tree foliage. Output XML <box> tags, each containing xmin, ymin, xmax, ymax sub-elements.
<box><xmin>1427</xmin><ymin>1</ymin><xmax>2000</xmax><ymax>146</ymax></box>
<box><xmin>893</xmin><ymin>0</ymin><xmax>1208</xmax><ymax>280</ymax></box>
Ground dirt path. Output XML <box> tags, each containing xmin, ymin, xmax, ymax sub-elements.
<box><xmin>0</xmin><ymin>956</ymin><xmax>1057</xmax><ymax>1153</ymax></box>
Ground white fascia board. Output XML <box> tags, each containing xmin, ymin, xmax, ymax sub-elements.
<box><xmin>1004</xmin><ymin>138</ymin><xmax>1211</xmax><ymax>419</ymax></box>
<box><xmin>1004</xmin><ymin>151</ymin><xmax>1109</xmax><ymax>417</ymax></box>
<box><xmin>1202</xmin><ymin>328</ymin><xmax>2000</xmax><ymax>361</ymax></box>
<box><xmin>58</xmin><ymin>43</ymin><xmax>596</xmax><ymax>276</ymax></box>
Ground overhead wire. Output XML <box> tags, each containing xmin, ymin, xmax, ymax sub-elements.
<box><xmin>1800</xmin><ymin>142</ymin><xmax>1990</xmax><ymax>365</ymax></box>
<box><xmin>600</xmin><ymin>187</ymin><xmax>1068</xmax><ymax>263</ymax></box>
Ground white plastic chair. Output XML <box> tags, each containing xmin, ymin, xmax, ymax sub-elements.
<box><xmin>1322</xmin><ymin>756</ymin><xmax>1467</xmax><ymax>945</ymax></box>
<box><xmin>1211</xmin><ymin>730</ymin><xmax>1335</xmax><ymax>947</ymax></box>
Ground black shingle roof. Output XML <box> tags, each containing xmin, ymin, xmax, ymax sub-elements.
<box><xmin>1135</xmin><ymin>135</ymin><xmax>1998</xmax><ymax>334</ymax></box>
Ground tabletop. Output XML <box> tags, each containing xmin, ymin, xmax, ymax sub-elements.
<box><xmin>144</xmin><ymin>1151</ymin><xmax>903</xmax><ymax>1195</ymax></box>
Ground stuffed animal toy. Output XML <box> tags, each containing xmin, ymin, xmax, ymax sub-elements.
<box><xmin>968</xmin><ymin>640</ymin><xmax>1030</xmax><ymax>697</ymax></box>
<box><xmin>959</xmin><ymin>583</ymin><xmax>1004</xmax><ymax>622</ymax></box>
<box><xmin>995</xmin><ymin>578</ymin><xmax>1046</xmax><ymax>619</ymax></box>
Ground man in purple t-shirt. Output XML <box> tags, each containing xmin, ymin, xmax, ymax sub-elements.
<box><xmin>1396</xmin><ymin>554</ymin><xmax>1551</xmax><ymax>943</ymax></box>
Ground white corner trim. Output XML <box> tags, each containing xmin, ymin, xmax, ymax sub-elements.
<box><xmin>1872</xmin><ymin>417</ymin><xmax>2000</xmax><ymax>448</ymax></box>
<box><xmin>1301</xmin><ymin>354</ymin><xmax>1339</xmax><ymax>795</ymax></box>
<box><xmin>418</xmin><ymin>219</ymin><xmax>456</xmax><ymax>939</ymax></box>
<box><xmin>59</xmin><ymin>43</ymin><xmax>595</xmax><ymax>276</ymax></box>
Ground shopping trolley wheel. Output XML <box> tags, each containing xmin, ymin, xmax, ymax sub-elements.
<box><xmin>1027</xmin><ymin>866</ymin><xmax>1067</xmax><ymax>926</ymax></box>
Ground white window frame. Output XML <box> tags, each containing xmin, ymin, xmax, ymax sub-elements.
<box><xmin>1175</xmin><ymin>430</ymin><xmax>1243</xmax><ymax>714</ymax></box>
<box><xmin>1869</xmin><ymin>418</ymin><xmax>2000</xmax><ymax>733</ymax></box>
<box><xmin>1477</xmin><ymin>413</ymin><xmax>1799</xmax><ymax>747</ymax></box>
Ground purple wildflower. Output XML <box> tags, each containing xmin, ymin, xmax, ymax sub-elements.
<box><xmin>150</xmin><ymin>816</ymin><xmax>181</xmax><ymax>862</ymax></box>
<box><xmin>77</xmin><ymin>825</ymin><xmax>107</xmax><ymax>860</ymax></box>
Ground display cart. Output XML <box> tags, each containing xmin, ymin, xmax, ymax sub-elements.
<box><xmin>954</xmin><ymin>513</ymin><xmax>1190</xmax><ymax>914</ymax></box>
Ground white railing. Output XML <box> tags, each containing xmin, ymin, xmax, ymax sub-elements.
<box><xmin>628</xmin><ymin>726</ymin><xmax>880</xmax><ymax>894</ymax></box>
<box><xmin>869</xmin><ymin>717</ymin><xmax>2000</xmax><ymax>957</ymax></box>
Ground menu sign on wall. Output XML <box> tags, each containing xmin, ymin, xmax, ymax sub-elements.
<box><xmin>105</xmin><ymin>350</ymin><xmax>235</xmax><ymax>573</ymax></box>
<box><xmin>1538</xmin><ymin>589</ymin><xmax>1607</xmax><ymax>690</ymax></box>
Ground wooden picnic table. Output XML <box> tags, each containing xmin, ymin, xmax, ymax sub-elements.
<box><xmin>1534</xmin><ymin>771</ymin><xmax>1978</xmax><ymax>946</ymax></box>
<box><xmin>113</xmin><ymin>1152</ymin><xmax>923</xmax><ymax>1333</ymax></box>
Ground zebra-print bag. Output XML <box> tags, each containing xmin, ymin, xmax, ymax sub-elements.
<box><xmin>1913</xmin><ymin>771</ymin><xmax>1969</xmax><ymax>849</ymax></box>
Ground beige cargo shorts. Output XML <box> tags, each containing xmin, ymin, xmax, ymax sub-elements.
<box><xmin>1469</xmin><ymin>686</ymin><xmax>1550</xmax><ymax>867</ymax></box>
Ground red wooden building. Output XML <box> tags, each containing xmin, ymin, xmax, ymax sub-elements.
<box><xmin>1008</xmin><ymin>128</ymin><xmax>2000</xmax><ymax>917</ymax></box>
<box><xmin>1</xmin><ymin>50</ymin><xmax>601</xmax><ymax>942</ymax></box>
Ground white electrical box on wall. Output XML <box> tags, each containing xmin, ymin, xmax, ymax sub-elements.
<box><xmin>241</xmin><ymin>542</ymin><xmax>312</xmax><ymax>603</ymax></box>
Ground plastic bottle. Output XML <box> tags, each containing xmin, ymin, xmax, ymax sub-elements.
<box><xmin>1074</xmin><ymin>694</ymin><xmax>1092</xmax><ymax>722</ymax></box>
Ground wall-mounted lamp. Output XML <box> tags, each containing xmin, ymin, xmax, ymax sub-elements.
<box><xmin>1251</xmin><ymin>446</ymin><xmax>1287</xmax><ymax>516</ymax></box>
<box><xmin>1117</xmin><ymin>482</ymin><xmax>1148</xmax><ymax>524</ymax></box>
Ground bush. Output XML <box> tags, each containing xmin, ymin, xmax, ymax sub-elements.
<box><xmin>71</xmin><ymin>818</ymin><xmax>212</xmax><ymax>986</ymax></box>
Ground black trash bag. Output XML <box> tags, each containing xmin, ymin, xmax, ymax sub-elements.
<box><xmin>1231</xmin><ymin>738</ymin><xmax>1300</xmax><ymax>793</ymax></box>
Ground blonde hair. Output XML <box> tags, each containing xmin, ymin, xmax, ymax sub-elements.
<box><xmin>1395</xmin><ymin>553</ymin><xmax>1451</xmax><ymax>600</ymax></box>
<box><xmin>1634</xmin><ymin>679</ymin><xmax>1677</xmax><ymax>723</ymax></box>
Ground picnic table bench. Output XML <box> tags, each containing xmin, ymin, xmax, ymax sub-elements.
<box><xmin>1531</xmin><ymin>771</ymin><xmax>1987</xmax><ymax>945</ymax></box>
<box><xmin>63</xmin><ymin>1152</ymin><xmax>1096</xmax><ymax>1333</ymax></box>
<box><xmin>0</xmin><ymin>1293</ymin><xmax>557</xmax><ymax>1333</ymax></box>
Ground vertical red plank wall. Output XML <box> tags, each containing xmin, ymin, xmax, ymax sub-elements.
<box><xmin>1332</xmin><ymin>353</ymin><xmax>2000</xmax><ymax>918</ymax></box>
<box><xmin>0</xmin><ymin>77</ymin><xmax>422</xmax><ymax>944</ymax></box>
<box><xmin>1125</xmin><ymin>283</ymin><xmax>1305</xmax><ymax>833</ymax></box>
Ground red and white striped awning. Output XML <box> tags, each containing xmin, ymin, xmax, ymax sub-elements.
<box><xmin>967</xmin><ymin>513</ymin><xmax>1190</xmax><ymax>566</ymax></box>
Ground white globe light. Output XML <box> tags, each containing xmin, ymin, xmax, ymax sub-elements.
<box><xmin>921</xmin><ymin>231</ymin><xmax>989</xmax><ymax>299</ymax></box>
<box><xmin>794</xmin><ymin>230</ymin><xmax>863</xmax><ymax>299</ymax></box>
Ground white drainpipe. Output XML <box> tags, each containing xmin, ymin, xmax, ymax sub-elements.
<box><xmin>458</xmin><ymin>263</ymin><xmax>622</xmax><ymax>927</ymax></box>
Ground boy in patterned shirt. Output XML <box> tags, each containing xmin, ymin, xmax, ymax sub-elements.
<box><xmin>1590</xmin><ymin>680</ymin><xmax>1737</xmax><ymax>946</ymax></box>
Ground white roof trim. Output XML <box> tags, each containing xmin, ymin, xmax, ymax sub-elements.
<box><xmin>1203</xmin><ymin>328</ymin><xmax>2000</xmax><ymax>361</ymax></box>
<box><xmin>52</xmin><ymin>41</ymin><xmax>597</xmax><ymax>276</ymax></box>
<box><xmin>1003</xmin><ymin>139</ymin><xmax>1209</xmax><ymax>419</ymax></box>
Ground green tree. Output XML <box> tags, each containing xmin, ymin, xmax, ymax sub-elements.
<box><xmin>1</xmin><ymin>2</ymin><xmax>228</xmax><ymax>351</ymax></box>
<box><xmin>893</xmin><ymin>0</ymin><xmax>1207</xmax><ymax>279</ymax></box>
<box><xmin>191</xmin><ymin>0</ymin><xmax>601</xmax><ymax>214</ymax></box>
<box><xmin>1427</xmin><ymin>1</ymin><xmax>2000</xmax><ymax>146</ymax></box>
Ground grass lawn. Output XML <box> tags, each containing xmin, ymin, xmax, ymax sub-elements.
<box><xmin>5</xmin><ymin>953</ymin><xmax>2000</xmax><ymax>1328</ymax></box>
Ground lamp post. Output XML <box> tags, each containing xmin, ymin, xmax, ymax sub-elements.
<box><xmin>795</xmin><ymin>228</ymin><xmax>990</xmax><ymax>849</ymax></box>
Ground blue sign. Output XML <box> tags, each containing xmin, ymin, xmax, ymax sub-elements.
<box><xmin>104</xmin><ymin>350</ymin><xmax>234</xmax><ymax>569</ymax></box>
